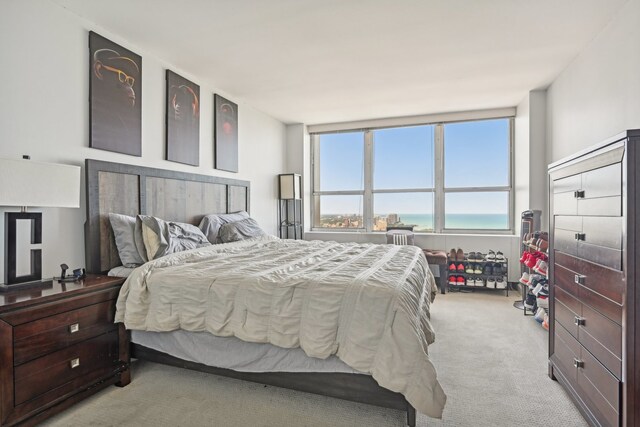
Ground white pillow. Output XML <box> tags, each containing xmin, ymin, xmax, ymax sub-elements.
<box><xmin>108</xmin><ymin>213</ymin><xmax>147</xmax><ymax>267</ymax></box>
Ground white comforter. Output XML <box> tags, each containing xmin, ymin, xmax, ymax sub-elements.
<box><xmin>115</xmin><ymin>236</ymin><xmax>446</xmax><ymax>417</ymax></box>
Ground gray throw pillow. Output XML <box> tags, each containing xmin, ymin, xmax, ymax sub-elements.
<box><xmin>218</xmin><ymin>218</ymin><xmax>266</xmax><ymax>243</ymax></box>
<box><xmin>109</xmin><ymin>213</ymin><xmax>147</xmax><ymax>267</ymax></box>
<box><xmin>139</xmin><ymin>215</ymin><xmax>211</xmax><ymax>260</ymax></box>
<box><xmin>199</xmin><ymin>211</ymin><xmax>250</xmax><ymax>243</ymax></box>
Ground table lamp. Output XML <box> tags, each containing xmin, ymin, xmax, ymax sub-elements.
<box><xmin>0</xmin><ymin>156</ymin><xmax>81</xmax><ymax>288</ymax></box>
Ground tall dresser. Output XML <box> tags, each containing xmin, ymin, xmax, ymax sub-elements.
<box><xmin>548</xmin><ymin>130</ymin><xmax>640</xmax><ymax>427</ymax></box>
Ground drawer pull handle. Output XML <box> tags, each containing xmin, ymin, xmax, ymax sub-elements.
<box><xmin>574</xmin><ymin>190</ymin><xmax>585</xmax><ymax>199</ymax></box>
<box><xmin>574</xmin><ymin>316</ymin><xmax>585</xmax><ymax>326</ymax></box>
<box><xmin>574</xmin><ymin>233</ymin><xmax>586</xmax><ymax>241</ymax></box>
<box><xmin>574</xmin><ymin>274</ymin><xmax>586</xmax><ymax>285</ymax></box>
<box><xmin>70</xmin><ymin>358</ymin><xmax>80</xmax><ymax>369</ymax></box>
<box><xmin>573</xmin><ymin>358</ymin><xmax>584</xmax><ymax>369</ymax></box>
<box><xmin>69</xmin><ymin>323</ymin><xmax>80</xmax><ymax>333</ymax></box>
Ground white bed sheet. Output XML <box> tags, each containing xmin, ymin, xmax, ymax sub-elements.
<box><xmin>131</xmin><ymin>329</ymin><xmax>360</xmax><ymax>374</ymax></box>
<box><xmin>108</xmin><ymin>266</ymin><xmax>136</xmax><ymax>278</ymax></box>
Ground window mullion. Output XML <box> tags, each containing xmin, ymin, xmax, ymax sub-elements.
<box><xmin>434</xmin><ymin>124</ymin><xmax>445</xmax><ymax>233</ymax></box>
<box><xmin>364</xmin><ymin>130</ymin><xmax>373</xmax><ymax>232</ymax></box>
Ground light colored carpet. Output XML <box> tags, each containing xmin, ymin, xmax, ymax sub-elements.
<box><xmin>43</xmin><ymin>292</ymin><xmax>587</xmax><ymax>427</ymax></box>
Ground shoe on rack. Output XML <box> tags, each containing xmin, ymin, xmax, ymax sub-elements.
<box><xmin>456</xmin><ymin>276</ymin><xmax>466</xmax><ymax>286</ymax></box>
<box><xmin>457</xmin><ymin>263</ymin><xmax>465</xmax><ymax>272</ymax></box>
<box><xmin>495</xmin><ymin>251</ymin><xmax>506</xmax><ymax>262</ymax></box>
<box><xmin>449</xmin><ymin>262</ymin><xmax>457</xmax><ymax>271</ymax></box>
<box><xmin>493</xmin><ymin>262</ymin><xmax>503</xmax><ymax>275</ymax></box>
<box><xmin>542</xmin><ymin>313</ymin><xmax>549</xmax><ymax>330</ymax></box>
<box><xmin>456</xmin><ymin>248</ymin><xmax>465</xmax><ymax>261</ymax></box>
<box><xmin>496</xmin><ymin>277</ymin><xmax>507</xmax><ymax>289</ymax></box>
<box><xmin>537</xmin><ymin>239</ymin><xmax>549</xmax><ymax>253</ymax></box>
<box><xmin>474</xmin><ymin>264</ymin><xmax>483</xmax><ymax>274</ymax></box>
<box><xmin>483</xmin><ymin>263</ymin><xmax>493</xmax><ymax>275</ymax></box>
<box><xmin>449</xmin><ymin>248</ymin><xmax>457</xmax><ymax>261</ymax></box>
<box><xmin>486</xmin><ymin>276</ymin><xmax>496</xmax><ymax>289</ymax></box>
<box><xmin>449</xmin><ymin>275</ymin><xmax>457</xmax><ymax>286</ymax></box>
<box><xmin>524</xmin><ymin>292</ymin><xmax>537</xmax><ymax>311</ymax></box>
<box><xmin>465</xmin><ymin>264</ymin><xmax>475</xmax><ymax>274</ymax></box>
<box><xmin>486</xmin><ymin>250</ymin><xmax>496</xmax><ymax>261</ymax></box>
<box><xmin>467</xmin><ymin>252</ymin><xmax>477</xmax><ymax>262</ymax></box>
<box><xmin>519</xmin><ymin>272</ymin><xmax>530</xmax><ymax>285</ymax></box>
<box><xmin>537</xmin><ymin>295</ymin><xmax>549</xmax><ymax>310</ymax></box>
<box><xmin>475</xmin><ymin>277</ymin><xmax>485</xmax><ymax>287</ymax></box>
<box><xmin>534</xmin><ymin>260</ymin><xmax>548</xmax><ymax>276</ymax></box>
<box><xmin>525</xmin><ymin>253</ymin><xmax>539</xmax><ymax>269</ymax></box>
<box><xmin>519</xmin><ymin>251</ymin><xmax>529</xmax><ymax>264</ymax></box>
<box><xmin>534</xmin><ymin>307</ymin><xmax>546</xmax><ymax>323</ymax></box>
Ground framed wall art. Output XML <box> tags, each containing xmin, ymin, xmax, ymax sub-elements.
<box><xmin>214</xmin><ymin>94</ymin><xmax>238</xmax><ymax>172</ymax></box>
<box><xmin>166</xmin><ymin>70</ymin><xmax>200</xmax><ymax>166</ymax></box>
<box><xmin>89</xmin><ymin>31</ymin><xmax>142</xmax><ymax>156</ymax></box>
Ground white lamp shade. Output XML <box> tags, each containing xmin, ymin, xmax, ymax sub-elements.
<box><xmin>279</xmin><ymin>174</ymin><xmax>301</xmax><ymax>200</ymax></box>
<box><xmin>0</xmin><ymin>158</ymin><xmax>81</xmax><ymax>208</ymax></box>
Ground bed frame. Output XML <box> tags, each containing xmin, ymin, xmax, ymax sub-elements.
<box><xmin>84</xmin><ymin>159</ymin><xmax>417</xmax><ymax>427</ymax></box>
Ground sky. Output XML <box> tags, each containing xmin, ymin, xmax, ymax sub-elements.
<box><xmin>318</xmin><ymin>118</ymin><xmax>510</xmax><ymax>215</ymax></box>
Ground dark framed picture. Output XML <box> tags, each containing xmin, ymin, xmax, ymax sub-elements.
<box><xmin>89</xmin><ymin>31</ymin><xmax>142</xmax><ymax>156</ymax></box>
<box><xmin>214</xmin><ymin>94</ymin><xmax>238</xmax><ymax>172</ymax></box>
<box><xmin>166</xmin><ymin>70</ymin><xmax>200</xmax><ymax>166</ymax></box>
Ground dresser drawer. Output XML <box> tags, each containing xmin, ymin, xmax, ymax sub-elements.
<box><xmin>579</xmin><ymin>304</ymin><xmax>622</xmax><ymax>379</ymax></box>
<box><xmin>554</xmin><ymin>251</ymin><xmax>624</xmax><ymax>304</ymax></box>
<box><xmin>554</xmin><ymin>259</ymin><xmax>623</xmax><ymax>325</ymax></box>
<box><xmin>554</xmin><ymin>226</ymin><xmax>622</xmax><ymax>270</ymax></box>
<box><xmin>13</xmin><ymin>300</ymin><xmax>117</xmax><ymax>365</ymax></box>
<box><xmin>14</xmin><ymin>331</ymin><xmax>119</xmax><ymax>406</ymax></box>
<box><xmin>553</xmin><ymin>321</ymin><xmax>580</xmax><ymax>386</ymax></box>
<box><xmin>554</xmin><ymin>290</ymin><xmax>580</xmax><ymax>338</ymax></box>
<box><xmin>577</xmin><ymin>345</ymin><xmax>620</xmax><ymax>427</ymax></box>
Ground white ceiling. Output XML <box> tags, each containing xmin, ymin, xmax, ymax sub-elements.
<box><xmin>52</xmin><ymin>0</ymin><xmax>627</xmax><ymax>125</ymax></box>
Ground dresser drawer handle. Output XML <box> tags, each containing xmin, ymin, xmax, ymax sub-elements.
<box><xmin>574</xmin><ymin>233</ymin><xmax>586</xmax><ymax>241</ymax></box>
<box><xmin>574</xmin><ymin>274</ymin><xmax>586</xmax><ymax>285</ymax></box>
<box><xmin>574</xmin><ymin>316</ymin><xmax>585</xmax><ymax>326</ymax></box>
<box><xmin>70</xmin><ymin>358</ymin><xmax>80</xmax><ymax>369</ymax></box>
<box><xmin>573</xmin><ymin>190</ymin><xmax>585</xmax><ymax>199</ymax></box>
<box><xmin>573</xmin><ymin>358</ymin><xmax>584</xmax><ymax>369</ymax></box>
<box><xmin>69</xmin><ymin>323</ymin><xmax>80</xmax><ymax>334</ymax></box>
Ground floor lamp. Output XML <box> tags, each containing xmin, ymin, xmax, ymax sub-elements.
<box><xmin>278</xmin><ymin>173</ymin><xmax>303</xmax><ymax>239</ymax></box>
<box><xmin>0</xmin><ymin>157</ymin><xmax>81</xmax><ymax>289</ymax></box>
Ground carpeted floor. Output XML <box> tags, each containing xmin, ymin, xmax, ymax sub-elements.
<box><xmin>43</xmin><ymin>291</ymin><xmax>587</xmax><ymax>427</ymax></box>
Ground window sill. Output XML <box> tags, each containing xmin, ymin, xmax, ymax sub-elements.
<box><xmin>307</xmin><ymin>230</ymin><xmax>518</xmax><ymax>238</ymax></box>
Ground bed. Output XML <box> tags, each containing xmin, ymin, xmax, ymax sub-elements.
<box><xmin>84</xmin><ymin>159</ymin><xmax>445</xmax><ymax>426</ymax></box>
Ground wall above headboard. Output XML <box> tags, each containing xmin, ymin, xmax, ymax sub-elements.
<box><xmin>85</xmin><ymin>159</ymin><xmax>250</xmax><ymax>273</ymax></box>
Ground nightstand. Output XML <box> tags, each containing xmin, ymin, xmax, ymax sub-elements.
<box><xmin>0</xmin><ymin>275</ymin><xmax>130</xmax><ymax>426</ymax></box>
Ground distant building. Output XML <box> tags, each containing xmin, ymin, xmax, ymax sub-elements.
<box><xmin>387</xmin><ymin>213</ymin><xmax>399</xmax><ymax>225</ymax></box>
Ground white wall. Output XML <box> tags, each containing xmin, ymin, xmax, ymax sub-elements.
<box><xmin>285</xmin><ymin>124</ymin><xmax>311</xmax><ymax>232</ymax></box>
<box><xmin>546</xmin><ymin>0</ymin><xmax>640</xmax><ymax>163</ymax></box>
<box><xmin>0</xmin><ymin>0</ymin><xmax>286</xmax><ymax>279</ymax></box>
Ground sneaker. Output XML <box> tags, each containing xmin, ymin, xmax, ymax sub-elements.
<box><xmin>542</xmin><ymin>313</ymin><xmax>550</xmax><ymax>330</ymax></box>
<box><xmin>519</xmin><ymin>251</ymin><xmax>529</xmax><ymax>263</ymax></box>
<box><xmin>495</xmin><ymin>251</ymin><xmax>506</xmax><ymax>261</ymax></box>
<box><xmin>486</xmin><ymin>276</ymin><xmax>496</xmax><ymax>289</ymax></box>
<box><xmin>524</xmin><ymin>292</ymin><xmax>537</xmax><ymax>310</ymax></box>
<box><xmin>493</xmin><ymin>262</ymin><xmax>503</xmax><ymax>275</ymax></box>
<box><xmin>467</xmin><ymin>252</ymin><xmax>477</xmax><ymax>262</ymax></box>
<box><xmin>449</xmin><ymin>275</ymin><xmax>457</xmax><ymax>286</ymax></box>
<box><xmin>537</xmin><ymin>239</ymin><xmax>549</xmax><ymax>252</ymax></box>
<box><xmin>486</xmin><ymin>250</ymin><xmax>496</xmax><ymax>261</ymax></box>
<box><xmin>519</xmin><ymin>272</ymin><xmax>530</xmax><ymax>285</ymax></box>
<box><xmin>456</xmin><ymin>248</ymin><xmax>465</xmax><ymax>261</ymax></box>
<box><xmin>456</xmin><ymin>276</ymin><xmax>466</xmax><ymax>286</ymax></box>
<box><xmin>496</xmin><ymin>277</ymin><xmax>507</xmax><ymax>289</ymax></box>
<box><xmin>534</xmin><ymin>307</ymin><xmax>546</xmax><ymax>323</ymax></box>
<box><xmin>457</xmin><ymin>263</ymin><xmax>465</xmax><ymax>272</ymax></box>
<box><xmin>537</xmin><ymin>295</ymin><xmax>549</xmax><ymax>309</ymax></box>
<box><xmin>475</xmin><ymin>277</ymin><xmax>485</xmax><ymax>287</ymax></box>
<box><xmin>525</xmin><ymin>253</ymin><xmax>539</xmax><ymax>269</ymax></box>
<box><xmin>483</xmin><ymin>263</ymin><xmax>493</xmax><ymax>275</ymax></box>
<box><xmin>449</xmin><ymin>248</ymin><xmax>457</xmax><ymax>260</ymax></box>
<box><xmin>534</xmin><ymin>260</ymin><xmax>548</xmax><ymax>276</ymax></box>
<box><xmin>465</xmin><ymin>264</ymin><xmax>475</xmax><ymax>274</ymax></box>
<box><xmin>532</xmin><ymin>282</ymin><xmax>544</xmax><ymax>296</ymax></box>
<box><xmin>449</xmin><ymin>263</ymin><xmax>457</xmax><ymax>271</ymax></box>
<box><xmin>474</xmin><ymin>264</ymin><xmax>483</xmax><ymax>274</ymax></box>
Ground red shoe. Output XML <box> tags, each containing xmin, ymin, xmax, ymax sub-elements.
<box><xmin>456</xmin><ymin>276</ymin><xmax>466</xmax><ymax>286</ymax></box>
<box><xmin>519</xmin><ymin>251</ymin><xmax>529</xmax><ymax>263</ymax></box>
<box><xmin>449</xmin><ymin>275</ymin><xmax>457</xmax><ymax>286</ymax></box>
<box><xmin>457</xmin><ymin>263</ymin><xmax>465</xmax><ymax>272</ymax></box>
<box><xmin>449</xmin><ymin>263</ymin><xmax>456</xmax><ymax>271</ymax></box>
<box><xmin>526</xmin><ymin>253</ymin><xmax>539</xmax><ymax>269</ymax></box>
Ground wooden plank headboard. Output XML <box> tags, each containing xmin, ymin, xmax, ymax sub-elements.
<box><xmin>84</xmin><ymin>159</ymin><xmax>250</xmax><ymax>274</ymax></box>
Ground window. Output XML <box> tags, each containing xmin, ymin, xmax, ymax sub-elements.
<box><xmin>312</xmin><ymin>117</ymin><xmax>513</xmax><ymax>233</ymax></box>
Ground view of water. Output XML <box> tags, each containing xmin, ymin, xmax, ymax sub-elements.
<box><xmin>392</xmin><ymin>213</ymin><xmax>509</xmax><ymax>231</ymax></box>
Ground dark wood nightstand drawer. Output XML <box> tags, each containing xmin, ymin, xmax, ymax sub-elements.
<box><xmin>14</xmin><ymin>331</ymin><xmax>119</xmax><ymax>406</ymax></box>
<box><xmin>14</xmin><ymin>300</ymin><xmax>117</xmax><ymax>365</ymax></box>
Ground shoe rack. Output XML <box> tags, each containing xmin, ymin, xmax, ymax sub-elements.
<box><xmin>516</xmin><ymin>231</ymin><xmax>550</xmax><ymax>329</ymax></box>
<box><xmin>446</xmin><ymin>250</ymin><xmax>509</xmax><ymax>296</ymax></box>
